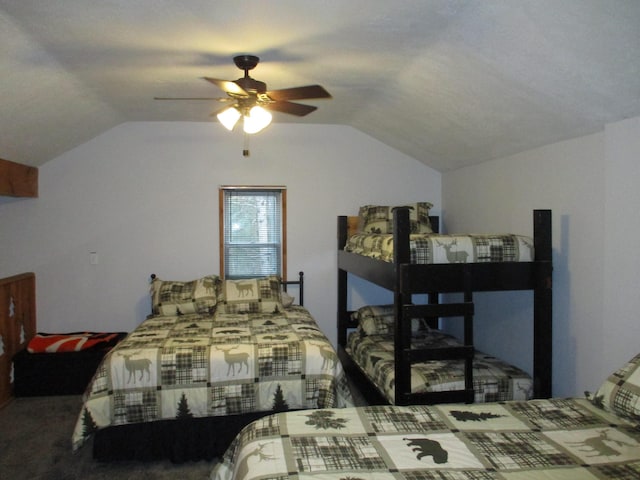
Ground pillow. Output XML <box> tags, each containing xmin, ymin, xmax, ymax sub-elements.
<box><xmin>357</xmin><ymin>202</ymin><xmax>433</xmax><ymax>234</ymax></box>
<box><xmin>217</xmin><ymin>275</ymin><xmax>284</xmax><ymax>314</ymax></box>
<box><xmin>589</xmin><ymin>352</ymin><xmax>640</xmax><ymax>423</ymax></box>
<box><xmin>352</xmin><ymin>304</ymin><xmax>430</xmax><ymax>336</ymax></box>
<box><xmin>281</xmin><ymin>291</ymin><xmax>295</xmax><ymax>308</ymax></box>
<box><xmin>151</xmin><ymin>275</ymin><xmax>220</xmax><ymax>316</ymax></box>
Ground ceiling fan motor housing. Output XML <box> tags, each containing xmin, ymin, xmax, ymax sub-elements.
<box><xmin>235</xmin><ymin>77</ymin><xmax>267</xmax><ymax>95</ymax></box>
<box><xmin>233</xmin><ymin>55</ymin><xmax>260</xmax><ymax>71</ymax></box>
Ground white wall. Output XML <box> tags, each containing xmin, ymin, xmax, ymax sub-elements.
<box><xmin>602</xmin><ymin>117</ymin><xmax>640</xmax><ymax>379</ymax></box>
<box><xmin>5</xmin><ymin>117</ymin><xmax>637</xmax><ymax>398</ymax></box>
<box><xmin>443</xmin><ymin>116</ymin><xmax>640</xmax><ymax>398</ymax></box>
<box><xmin>0</xmin><ymin>122</ymin><xmax>441</xmax><ymax>347</ymax></box>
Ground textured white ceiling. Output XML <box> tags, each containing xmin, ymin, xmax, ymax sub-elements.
<box><xmin>1</xmin><ymin>1</ymin><xmax>639</xmax><ymax>171</ymax></box>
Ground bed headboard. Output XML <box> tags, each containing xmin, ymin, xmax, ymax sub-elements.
<box><xmin>0</xmin><ymin>272</ymin><xmax>36</xmax><ymax>407</ymax></box>
<box><xmin>345</xmin><ymin>216</ymin><xmax>360</xmax><ymax>238</ymax></box>
<box><xmin>282</xmin><ymin>271</ymin><xmax>304</xmax><ymax>306</ymax></box>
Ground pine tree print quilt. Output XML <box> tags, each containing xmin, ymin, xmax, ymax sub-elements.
<box><xmin>71</xmin><ymin>306</ymin><xmax>353</xmax><ymax>451</ymax></box>
<box><xmin>345</xmin><ymin>233</ymin><xmax>533</xmax><ymax>264</ymax></box>
<box><xmin>346</xmin><ymin>329</ymin><xmax>533</xmax><ymax>403</ymax></box>
<box><xmin>211</xmin><ymin>400</ymin><xmax>640</xmax><ymax>480</ymax></box>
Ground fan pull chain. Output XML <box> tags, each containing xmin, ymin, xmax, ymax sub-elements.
<box><xmin>243</xmin><ymin>132</ymin><xmax>250</xmax><ymax>157</ymax></box>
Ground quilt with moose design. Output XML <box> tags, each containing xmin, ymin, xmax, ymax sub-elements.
<box><xmin>346</xmin><ymin>329</ymin><xmax>533</xmax><ymax>403</ymax></box>
<box><xmin>210</xmin><ymin>400</ymin><xmax>640</xmax><ymax>480</ymax></box>
<box><xmin>71</xmin><ymin>306</ymin><xmax>353</xmax><ymax>452</ymax></box>
<box><xmin>345</xmin><ymin>233</ymin><xmax>533</xmax><ymax>263</ymax></box>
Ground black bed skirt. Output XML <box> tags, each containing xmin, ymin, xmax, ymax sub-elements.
<box><xmin>93</xmin><ymin>410</ymin><xmax>277</xmax><ymax>463</ymax></box>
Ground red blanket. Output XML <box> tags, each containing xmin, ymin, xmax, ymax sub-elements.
<box><xmin>27</xmin><ymin>332</ymin><xmax>123</xmax><ymax>353</ymax></box>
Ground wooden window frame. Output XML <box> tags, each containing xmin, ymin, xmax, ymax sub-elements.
<box><xmin>219</xmin><ymin>186</ymin><xmax>287</xmax><ymax>280</ymax></box>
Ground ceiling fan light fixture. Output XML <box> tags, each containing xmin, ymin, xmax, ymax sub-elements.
<box><xmin>217</xmin><ymin>106</ymin><xmax>241</xmax><ymax>130</ymax></box>
<box><xmin>158</xmin><ymin>55</ymin><xmax>329</xmax><ymax>151</ymax></box>
<box><xmin>242</xmin><ymin>106</ymin><xmax>272</xmax><ymax>134</ymax></box>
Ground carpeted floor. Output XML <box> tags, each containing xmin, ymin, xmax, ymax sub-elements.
<box><xmin>0</xmin><ymin>395</ymin><xmax>217</xmax><ymax>480</ymax></box>
<box><xmin>0</xmin><ymin>385</ymin><xmax>368</xmax><ymax>480</ymax></box>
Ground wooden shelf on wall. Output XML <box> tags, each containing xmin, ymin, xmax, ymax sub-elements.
<box><xmin>0</xmin><ymin>158</ymin><xmax>38</xmax><ymax>198</ymax></box>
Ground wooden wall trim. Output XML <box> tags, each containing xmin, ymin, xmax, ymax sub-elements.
<box><xmin>0</xmin><ymin>158</ymin><xmax>39</xmax><ymax>198</ymax></box>
<box><xmin>0</xmin><ymin>272</ymin><xmax>36</xmax><ymax>407</ymax></box>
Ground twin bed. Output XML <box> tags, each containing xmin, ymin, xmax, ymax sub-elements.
<box><xmin>71</xmin><ymin>272</ymin><xmax>353</xmax><ymax>462</ymax></box>
<box><xmin>211</xmin><ymin>351</ymin><xmax>640</xmax><ymax>479</ymax></box>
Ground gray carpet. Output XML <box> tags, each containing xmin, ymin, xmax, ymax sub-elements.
<box><xmin>0</xmin><ymin>385</ymin><xmax>368</xmax><ymax>480</ymax></box>
<box><xmin>0</xmin><ymin>395</ymin><xmax>215</xmax><ymax>480</ymax></box>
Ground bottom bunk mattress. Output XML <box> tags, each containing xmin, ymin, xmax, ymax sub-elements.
<box><xmin>211</xmin><ymin>399</ymin><xmax>640</xmax><ymax>480</ymax></box>
<box><xmin>346</xmin><ymin>328</ymin><xmax>533</xmax><ymax>403</ymax></box>
<box><xmin>71</xmin><ymin>305</ymin><xmax>353</xmax><ymax>452</ymax></box>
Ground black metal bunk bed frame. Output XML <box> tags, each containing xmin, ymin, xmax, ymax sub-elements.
<box><xmin>337</xmin><ymin>208</ymin><xmax>553</xmax><ymax>405</ymax></box>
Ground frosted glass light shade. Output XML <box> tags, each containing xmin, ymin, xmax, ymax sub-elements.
<box><xmin>243</xmin><ymin>106</ymin><xmax>272</xmax><ymax>134</ymax></box>
<box><xmin>217</xmin><ymin>107</ymin><xmax>241</xmax><ymax>130</ymax></box>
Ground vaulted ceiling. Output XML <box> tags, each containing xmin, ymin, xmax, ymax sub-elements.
<box><xmin>2</xmin><ymin>1</ymin><xmax>640</xmax><ymax>171</ymax></box>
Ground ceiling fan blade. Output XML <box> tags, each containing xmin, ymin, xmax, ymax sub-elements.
<box><xmin>154</xmin><ymin>97</ymin><xmax>231</xmax><ymax>101</ymax></box>
<box><xmin>203</xmin><ymin>77</ymin><xmax>248</xmax><ymax>96</ymax></box>
<box><xmin>209</xmin><ymin>105</ymin><xmax>237</xmax><ymax>117</ymax></box>
<box><xmin>265</xmin><ymin>100</ymin><xmax>318</xmax><ymax>116</ymax></box>
<box><xmin>266</xmin><ymin>85</ymin><xmax>331</xmax><ymax>101</ymax></box>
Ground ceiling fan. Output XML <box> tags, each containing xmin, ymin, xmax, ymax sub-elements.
<box><xmin>155</xmin><ymin>54</ymin><xmax>331</xmax><ymax>137</ymax></box>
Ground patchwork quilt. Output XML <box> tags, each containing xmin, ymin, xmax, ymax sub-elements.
<box><xmin>347</xmin><ymin>329</ymin><xmax>533</xmax><ymax>403</ymax></box>
<box><xmin>71</xmin><ymin>306</ymin><xmax>353</xmax><ymax>451</ymax></box>
<box><xmin>211</xmin><ymin>400</ymin><xmax>640</xmax><ymax>480</ymax></box>
<box><xmin>345</xmin><ymin>233</ymin><xmax>533</xmax><ymax>263</ymax></box>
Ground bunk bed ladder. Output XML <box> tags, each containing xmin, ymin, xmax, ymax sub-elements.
<box><xmin>393</xmin><ymin>207</ymin><xmax>475</xmax><ymax>405</ymax></box>
<box><xmin>394</xmin><ymin>294</ymin><xmax>475</xmax><ymax>405</ymax></box>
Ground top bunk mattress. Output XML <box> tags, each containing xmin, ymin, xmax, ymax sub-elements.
<box><xmin>344</xmin><ymin>233</ymin><xmax>534</xmax><ymax>264</ymax></box>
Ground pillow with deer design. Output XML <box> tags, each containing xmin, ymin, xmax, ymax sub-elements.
<box><xmin>589</xmin><ymin>352</ymin><xmax>640</xmax><ymax>424</ymax></box>
<box><xmin>151</xmin><ymin>275</ymin><xmax>220</xmax><ymax>316</ymax></box>
<box><xmin>357</xmin><ymin>202</ymin><xmax>433</xmax><ymax>234</ymax></box>
<box><xmin>217</xmin><ymin>276</ymin><xmax>284</xmax><ymax>314</ymax></box>
<box><xmin>352</xmin><ymin>304</ymin><xmax>430</xmax><ymax>336</ymax></box>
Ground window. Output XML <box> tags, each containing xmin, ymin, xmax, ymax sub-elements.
<box><xmin>219</xmin><ymin>186</ymin><xmax>287</xmax><ymax>280</ymax></box>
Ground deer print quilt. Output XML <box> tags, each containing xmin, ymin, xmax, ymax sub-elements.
<box><xmin>345</xmin><ymin>233</ymin><xmax>533</xmax><ymax>264</ymax></box>
<box><xmin>346</xmin><ymin>329</ymin><xmax>533</xmax><ymax>403</ymax></box>
<box><xmin>71</xmin><ymin>306</ymin><xmax>353</xmax><ymax>452</ymax></box>
<box><xmin>210</xmin><ymin>400</ymin><xmax>640</xmax><ymax>480</ymax></box>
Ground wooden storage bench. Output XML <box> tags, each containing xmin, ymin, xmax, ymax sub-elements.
<box><xmin>13</xmin><ymin>332</ymin><xmax>127</xmax><ymax>396</ymax></box>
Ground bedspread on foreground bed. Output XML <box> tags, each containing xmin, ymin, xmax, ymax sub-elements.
<box><xmin>345</xmin><ymin>233</ymin><xmax>533</xmax><ymax>263</ymax></box>
<box><xmin>346</xmin><ymin>329</ymin><xmax>533</xmax><ymax>404</ymax></box>
<box><xmin>72</xmin><ymin>306</ymin><xmax>352</xmax><ymax>451</ymax></box>
<box><xmin>211</xmin><ymin>399</ymin><xmax>640</xmax><ymax>480</ymax></box>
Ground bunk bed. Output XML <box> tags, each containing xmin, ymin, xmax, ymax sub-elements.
<box><xmin>337</xmin><ymin>207</ymin><xmax>553</xmax><ymax>406</ymax></box>
<box><xmin>71</xmin><ymin>272</ymin><xmax>353</xmax><ymax>462</ymax></box>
